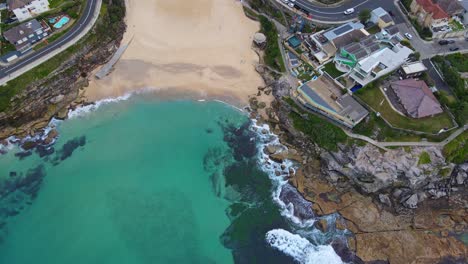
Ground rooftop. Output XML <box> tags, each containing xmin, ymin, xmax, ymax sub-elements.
<box><xmin>402</xmin><ymin>61</ymin><xmax>428</xmax><ymax>74</ymax></box>
<box><xmin>416</xmin><ymin>0</ymin><xmax>449</xmax><ymax>19</ymax></box>
<box><xmin>358</xmin><ymin>45</ymin><xmax>412</xmax><ymax>73</ymax></box>
<box><xmin>390</xmin><ymin>79</ymin><xmax>443</xmax><ymax>118</ymax></box>
<box><xmin>7</xmin><ymin>0</ymin><xmax>30</xmax><ymax>10</ymax></box>
<box><xmin>323</xmin><ymin>21</ymin><xmax>365</xmax><ymax>41</ymax></box>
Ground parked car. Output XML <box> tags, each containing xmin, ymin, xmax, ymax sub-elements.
<box><xmin>288</xmin><ymin>2</ymin><xmax>294</xmax><ymax>7</ymax></box>
<box><xmin>344</xmin><ymin>8</ymin><xmax>355</xmax><ymax>15</ymax></box>
<box><xmin>404</xmin><ymin>33</ymin><xmax>413</xmax><ymax>40</ymax></box>
<box><xmin>448</xmin><ymin>39</ymin><xmax>455</xmax><ymax>44</ymax></box>
<box><xmin>449</xmin><ymin>46</ymin><xmax>459</xmax><ymax>51</ymax></box>
<box><xmin>439</xmin><ymin>40</ymin><xmax>449</xmax><ymax>45</ymax></box>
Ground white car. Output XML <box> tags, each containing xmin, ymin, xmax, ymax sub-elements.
<box><xmin>404</xmin><ymin>33</ymin><xmax>413</xmax><ymax>40</ymax></box>
<box><xmin>288</xmin><ymin>2</ymin><xmax>294</xmax><ymax>7</ymax></box>
<box><xmin>344</xmin><ymin>8</ymin><xmax>355</xmax><ymax>15</ymax></box>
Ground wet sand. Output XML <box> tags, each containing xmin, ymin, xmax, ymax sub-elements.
<box><xmin>85</xmin><ymin>0</ymin><xmax>267</xmax><ymax>107</ymax></box>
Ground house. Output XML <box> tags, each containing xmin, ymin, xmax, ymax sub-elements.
<box><xmin>433</xmin><ymin>0</ymin><xmax>464</xmax><ymax>16</ymax></box>
<box><xmin>4</xmin><ymin>19</ymin><xmax>50</xmax><ymax>52</ymax></box>
<box><xmin>400</xmin><ymin>61</ymin><xmax>428</xmax><ymax>78</ymax></box>
<box><xmin>370</xmin><ymin>7</ymin><xmax>395</xmax><ymax>29</ymax></box>
<box><xmin>390</xmin><ymin>79</ymin><xmax>443</xmax><ymax>118</ymax></box>
<box><xmin>349</xmin><ymin>44</ymin><xmax>413</xmax><ymax>86</ymax></box>
<box><xmin>323</xmin><ymin>22</ymin><xmax>369</xmax><ymax>49</ymax></box>
<box><xmin>296</xmin><ymin>76</ymin><xmax>368</xmax><ymax>128</ymax></box>
<box><xmin>335</xmin><ymin>35</ymin><xmax>381</xmax><ymax>69</ymax></box>
<box><xmin>410</xmin><ymin>0</ymin><xmax>449</xmax><ymax>29</ymax></box>
<box><xmin>7</xmin><ymin>0</ymin><xmax>50</xmax><ymax>22</ymax></box>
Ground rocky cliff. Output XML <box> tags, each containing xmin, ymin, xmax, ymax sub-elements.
<box><xmin>0</xmin><ymin>2</ymin><xmax>126</xmax><ymax>140</ymax></box>
<box><xmin>253</xmin><ymin>67</ymin><xmax>467</xmax><ymax>264</ymax></box>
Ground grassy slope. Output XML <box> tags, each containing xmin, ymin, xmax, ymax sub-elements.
<box><xmin>355</xmin><ymin>85</ymin><xmax>453</xmax><ymax>134</ymax></box>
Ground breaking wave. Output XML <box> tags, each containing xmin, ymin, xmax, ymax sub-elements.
<box><xmin>266</xmin><ymin>229</ymin><xmax>344</xmax><ymax>264</ymax></box>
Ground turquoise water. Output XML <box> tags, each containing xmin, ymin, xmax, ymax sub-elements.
<box><xmin>0</xmin><ymin>97</ymin><xmax>345</xmax><ymax>263</ymax></box>
<box><xmin>53</xmin><ymin>16</ymin><xmax>70</xmax><ymax>29</ymax></box>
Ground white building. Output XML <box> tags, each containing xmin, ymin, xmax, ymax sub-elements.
<box><xmin>8</xmin><ymin>0</ymin><xmax>50</xmax><ymax>22</ymax></box>
<box><xmin>349</xmin><ymin>44</ymin><xmax>413</xmax><ymax>86</ymax></box>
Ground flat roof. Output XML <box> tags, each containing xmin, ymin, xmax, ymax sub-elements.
<box><xmin>402</xmin><ymin>61</ymin><xmax>427</xmax><ymax>74</ymax></box>
<box><xmin>337</xmin><ymin>94</ymin><xmax>369</xmax><ymax>122</ymax></box>
<box><xmin>323</xmin><ymin>22</ymin><xmax>364</xmax><ymax>41</ymax></box>
<box><xmin>298</xmin><ymin>83</ymin><xmax>335</xmax><ymax>112</ymax></box>
<box><xmin>358</xmin><ymin>45</ymin><xmax>413</xmax><ymax>73</ymax></box>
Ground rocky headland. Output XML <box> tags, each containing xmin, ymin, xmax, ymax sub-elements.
<box><xmin>0</xmin><ymin>0</ymin><xmax>126</xmax><ymax>142</ymax></box>
<box><xmin>251</xmin><ymin>64</ymin><xmax>467</xmax><ymax>264</ymax></box>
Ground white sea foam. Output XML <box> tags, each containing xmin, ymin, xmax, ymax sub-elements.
<box><xmin>250</xmin><ymin>119</ymin><xmax>316</xmax><ymax>228</ymax></box>
<box><xmin>68</xmin><ymin>93</ymin><xmax>132</xmax><ymax>119</ymax></box>
<box><xmin>266</xmin><ymin>229</ymin><xmax>343</xmax><ymax>264</ymax></box>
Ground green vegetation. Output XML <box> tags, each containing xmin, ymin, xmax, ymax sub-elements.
<box><xmin>259</xmin><ymin>16</ymin><xmax>286</xmax><ymax>72</ymax></box>
<box><xmin>248</xmin><ymin>0</ymin><xmax>288</xmax><ymax>26</ymax></box>
<box><xmin>401</xmin><ymin>0</ymin><xmax>412</xmax><ymax>10</ymax></box>
<box><xmin>418</xmin><ymin>151</ymin><xmax>431</xmax><ymax>165</ymax></box>
<box><xmin>0</xmin><ymin>40</ymin><xmax>16</xmax><ymax>55</ymax></box>
<box><xmin>366</xmin><ymin>25</ymin><xmax>380</xmax><ymax>34</ymax></box>
<box><xmin>409</xmin><ymin>18</ymin><xmax>432</xmax><ymax>39</ymax></box>
<box><xmin>355</xmin><ymin>82</ymin><xmax>454</xmax><ymax>134</ymax></box>
<box><xmin>449</xmin><ymin>20</ymin><xmax>464</xmax><ymax>31</ymax></box>
<box><xmin>400</xmin><ymin>39</ymin><xmax>414</xmax><ymax>50</ymax></box>
<box><xmin>358</xmin><ymin>9</ymin><xmax>371</xmax><ymax>23</ymax></box>
<box><xmin>49</xmin><ymin>0</ymin><xmax>68</xmax><ymax>8</ymax></box>
<box><xmin>323</xmin><ymin>62</ymin><xmax>343</xmax><ymax>78</ymax></box>
<box><xmin>295</xmin><ymin>64</ymin><xmax>316</xmax><ymax>82</ymax></box>
<box><xmin>242</xmin><ymin>6</ymin><xmax>259</xmax><ymax>20</ymax></box>
<box><xmin>432</xmin><ymin>55</ymin><xmax>468</xmax><ymax>125</ymax></box>
<box><xmin>289</xmin><ymin>112</ymin><xmax>347</xmax><ymax>151</ymax></box>
<box><xmin>444</xmin><ymin>53</ymin><xmax>468</xmax><ymax>72</ymax></box>
<box><xmin>284</xmin><ymin>98</ymin><xmax>347</xmax><ymax>151</ymax></box>
<box><xmin>443</xmin><ymin>131</ymin><xmax>468</xmax><ymax>164</ymax></box>
<box><xmin>0</xmin><ymin>0</ymin><xmax>126</xmax><ymax>112</ymax></box>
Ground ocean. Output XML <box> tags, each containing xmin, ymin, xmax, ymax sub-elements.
<box><xmin>0</xmin><ymin>96</ymin><xmax>345</xmax><ymax>263</ymax></box>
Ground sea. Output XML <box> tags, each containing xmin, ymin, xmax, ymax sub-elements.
<box><xmin>0</xmin><ymin>95</ymin><xmax>347</xmax><ymax>264</ymax></box>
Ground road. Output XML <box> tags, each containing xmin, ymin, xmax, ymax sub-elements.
<box><xmin>291</xmin><ymin>0</ymin><xmax>405</xmax><ymax>24</ymax></box>
<box><xmin>0</xmin><ymin>0</ymin><xmax>98</xmax><ymax>79</ymax></box>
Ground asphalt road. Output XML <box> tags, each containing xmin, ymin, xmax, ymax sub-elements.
<box><xmin>0</xmin><ymin>0</ymin><xmax>98</xmax><ymax>79</ymax></box>
<box><xmin>292</xmin><ymin>0</ymin><xmax>405</xmax><ymax>24</ymax></box>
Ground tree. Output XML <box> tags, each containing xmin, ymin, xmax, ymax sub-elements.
<box><xmin>359</xmin><ymin>9</ymin><xmax>371</xmax><ymax>23</ymax></box>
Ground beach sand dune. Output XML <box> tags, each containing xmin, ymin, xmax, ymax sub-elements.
<box><xmin>85</xmin><ymin>0</ymin><xmax>266</xmax><ymax>106</ymax></box>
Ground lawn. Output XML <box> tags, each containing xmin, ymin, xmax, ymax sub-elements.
<box><xmin>323</xmin><ymin>62</ymin><xmax>343</xmax><ymax>78</ymax></box>
<box><xmin>443</xmin><ymin>131</ymin><xmax>467</xmax><ymax>164</ymax></box>
<box><xmin>418</xmin><ymin>151</ymin><xmax>431</xmax><ymax>165</ymax></box>
<box><xmin>355</xmin><ymin>85</ymin><xmax>454</xmax><ymax>134</ymax></box>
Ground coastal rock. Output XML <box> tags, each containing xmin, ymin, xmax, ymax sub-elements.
<box><xmin>43</xmin><ymin>129</ymin><xmax>58</xmax><ymax>145</ymax></box>
<box><xmin>314</xmin><ymin>218</ymin><xmax>328</xmax><ymax>232</ymax></box>
<box><xmin>354</xmin><ymin>231</ymin><xmax>466</xmax><ymax>264</ymax></box>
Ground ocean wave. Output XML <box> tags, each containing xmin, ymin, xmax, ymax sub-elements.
<box><xmin>68</xmin><ymin>93</ymin><xmax>133</xmax><ymax>119</ymax></box>
<box><xmin>266</xmin><ymin>229</ymin><xmax>343</xmax><ymax>264</ymax></box>
<box><xmin>250</xmin><ymin>119</ymin><xmax>315</xmax><ymax>228</ymax></box>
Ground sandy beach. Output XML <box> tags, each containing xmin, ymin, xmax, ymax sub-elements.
<box><xmin>85</xmin><ymin>0</ymin><xmax>266</xmax><ymax>106</ymax></box>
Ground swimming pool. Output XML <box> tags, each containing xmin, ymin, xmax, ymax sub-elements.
<box><xmin>53</xmin><ymin>16</ymin><xmax>70</xmax><ymax>29</ymax></box>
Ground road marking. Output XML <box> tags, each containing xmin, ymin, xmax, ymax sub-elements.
<box><xmin>295</xmin><ymin>0</ymin><xmax>372</xmax><ymax>15</ymax></box>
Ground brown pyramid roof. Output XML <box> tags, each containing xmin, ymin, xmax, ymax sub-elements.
<box><xmin>390</xmin><ymin>79</ymin><xmax>443</xmax><ymax>118</ymax></box>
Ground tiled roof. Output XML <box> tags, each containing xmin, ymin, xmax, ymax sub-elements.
<box><xmin>433</xmin><ymin>0</ymin><xmax>464</xmax><ymax>15</ymax></box>
<box><xmin>390</xmin><ymin>79</ymin><xmax>443</xmax><ymax>118</ymax></box>
<box><xmin>7</xmin><ymin>0</ymin><xmax>30</xmax><ymax>10</ymax></box>
<box><xmin>416</xmin><ymin>0</ymin><xmax>449</xmax><ymax>19</ymax></box>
